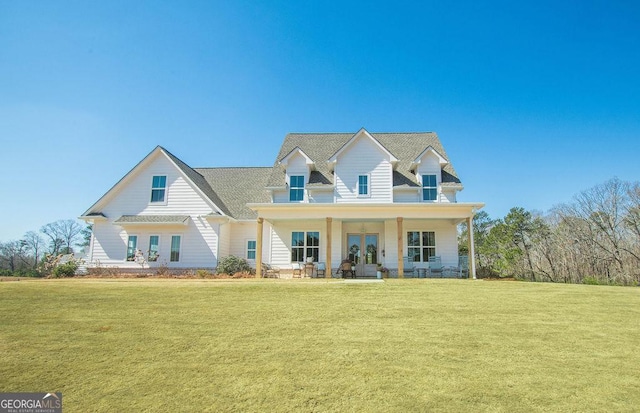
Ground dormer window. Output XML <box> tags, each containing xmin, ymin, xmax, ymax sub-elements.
<box><xmin>358</xmin><ymin>175</ymin><xmax>369</xmax><ymax>197</ymax></box>
<box><xmin>289</xmin><ymin>175</ymin><xmax>305</xmax><ymax>202</ymax></box>
<box><xmin>422</xmin><ymin>174</ymin><xmax>437</xmax><ymax>201</ymax></box>
<box><xmin>150</xmin><ymin>175</ymin><xmax>167</xmax><ymax>203</ymax></box>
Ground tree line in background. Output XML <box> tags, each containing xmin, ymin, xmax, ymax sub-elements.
<box><xmin>460</xmin><ymin>178</ymin><xmax>640</xmax><ymax>285</ymax></box>
<box><xmin>0</xmin><ymin>220</ymin><xmax>90</xmax><ymax>277</ymax></box>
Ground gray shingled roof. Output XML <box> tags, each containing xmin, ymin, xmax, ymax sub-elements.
<box><xmin>115</xmin><ymin>215</ymin><xmax>190</xmax><ymax>224</ymax></box>
<box><xmin>266</xmin><ymin>132</ymin><xmax>461</xmax><ymax>189</ymax></box>
<box><xmin>165</xmin><ymin>147</ymin><xmax>272</xmax><ymax>219</ymax></box>
<box><xmin>84</xmin><ymin>132</ymin><xmax>460</xmax><ymax>222</ymax></box>
<box><xmin>83</xmin><ymin>212</ymin><xmax>106</xmax><ymax>218</ymax></box>
<box><xmin>161</xmin><ymin>147</ymin><xmax>234</xmax><ymax>217</ymax></box>
<box><xmin>195</xmin><ymin>167</ymin><xmax>272</xmax><ymax>220</ymax></box>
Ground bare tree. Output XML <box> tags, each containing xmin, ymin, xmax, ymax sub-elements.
<box><xmin>0</xmin><ymin>240</ymin><xmax>27</xmax><ymax>272</ymax></box>
<box><xmin>23</xmin><ymin>231</ymin><xmax>45</xmax><ymax>269</ymax></box>
<box><xmin>41</xmin><ymin>220</ymin><xmax>83</xmax><ymax>255</ymax></box>
<box><xmin>57</xmin><ymin>219</ymin><xmax>83</xmax><ymax>253</ymax></box>
<box><xmin>477</xmin><ymin>178</ymin><xmax>640</xmax><ymax>285</ymax></box>
<box><xmin>623</xmin><ymin>183</ymin><xmax>640</xmax><ymax>241</ymax></box>
<box><xmin>41</xmin><ymin>222</ymin><xmax>64</xmax><ymax>255</ymax></box>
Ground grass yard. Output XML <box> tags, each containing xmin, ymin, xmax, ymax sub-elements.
<box><xmin>1</xmin><ymin>279</ymin><xmax>639</xmax><ymax>412</ymax></box>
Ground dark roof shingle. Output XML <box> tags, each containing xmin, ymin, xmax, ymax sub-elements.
<box><xmin>114</xmin><ymin>215</ymin><xmax>190</xmax><ymax>224</ymax></box>
<box><xmin>195</xmin><ymin>167</ymin><xmax>272</xmax><ymax>220</ymax></box>
<box><xmin>266</xmin><ymin>132</ymin><xmax>461</xmax><ymax>188</ymax></box>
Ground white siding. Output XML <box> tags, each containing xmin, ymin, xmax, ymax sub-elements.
<box><xmin>393</xmin><ymin>190</ymin><xmax>419</xmax><ymax>203</ymax></box>
<box><xmin>228</xmin><ymin>222</ymin><xmax>258</xmax><ymax>262</ymax></box>
<box><xmin>101</xmin><ymin>153</ymin><xmax>214</xmax><ymax>217</ymax></box>
<box><xmin>308</xmin><ymin>190</ymin><xmax>334</xmax><ymax>203</ymax></box>
<box><xmin>88</xmin><ymin>152</ymin><xmax>221</xmax><ymax>269</ymax></box>
<box><xmin>178</xmin><ymin>218</ymin><xmax>219</xmax><ymax>267</ymax></box>
<box><xmin>403</xmin><ymin>220</ymin><xmax>459</xmax><ymax>268</ymax></box>
<box><xmin>89</xmin><ymin>218</ymin><xmax>219</xmax><ymax>268</ymax></box>
<box><xmin>383</xmin><ymin>219</ymin><xmax>399</xmax><ymax>269</ymax></box>
<box><xmin>441</xmin><ymin>189</ymin><xmax>457</xmax><ymax>203</ymax></box>
<box><xmin>218</xmin><ymin>222</ymin><xmax>231</xmax><ymax>258</ymax></box>
<box><xmin>262</xmin><ymin>221</ymin><xmax>273</xmax><ymax>265</ymax></box>
<box><xmin>268</xmin><ymin>221</ymin><xmax>325</xmax><ymax>268</ymax></box>
<box><xmin>334</xmin><ymin>137</ymin><xmax>393</xmax><ymax>203</ymax></box>
<box><xmin>90</xmin><ymin>221</ymin><xmax>127</xmax><ymax>265</ymax></box>
<box><xmin>270</xmin><ymin>227</ymin><xmax>289</xmax><ymax>266</ymax></box>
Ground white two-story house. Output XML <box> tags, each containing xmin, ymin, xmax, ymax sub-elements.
<box><xmin>80</xmin><ymin>128</ymin><xmax>484</xmax><ymax>277</ymax></box>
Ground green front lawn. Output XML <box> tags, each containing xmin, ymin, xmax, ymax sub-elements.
<box><xmin>1</xmin><ymin>279</ymin><xmax>638</xmax><ymax>412</ymax></box>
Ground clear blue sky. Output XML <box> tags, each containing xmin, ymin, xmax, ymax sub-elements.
<box><xmin>1</xmin><ymin>0</ymin><xmax>639</xmax><ymax>242</ymax></box>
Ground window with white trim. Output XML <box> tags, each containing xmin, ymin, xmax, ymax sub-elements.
<box><xmin>289</xmin><ymin>175</ymin><xmax>305</xmax><ymax>202</ymax></box>
<box><xmin>407</xmin><ymin>231</ymin><xmax>435</xmax><ymax>262</ymax></box>
<box><xmin>170</xmin><ymin>235</ymin><xmax>181</xmax><ymax>262</ymax></box>
<box><xmin>148</xmin><ymin>235</ymin><xmax>160</xmax><ymax>262</ymax></box>
<box><xmin>291</xmin><ymin>231</ymin><xmax>319</xmax><ymax>262</ymax></box>
<box><xmin>151</xmin><ymin>175</ymin><xmax>167</xmax><ymax>203</ymax></box>
<box><xmin>126</xmin><ymin>235</ymin><xmax>137</xmax><ymax>261</ymax></box>
<box><xmin>247</xmin><ymin>240</ymin><xmax>256</xmax><ymax>260</ymax></box>
<box><xmin>358</xmin><ymin>175</ymin><xmax>369</xmax><ymax>196</ymax></box>
<box><xmin>422</xmin><ymin>174</ymin><xmax>437</xmax><ymax>201</ymax></box>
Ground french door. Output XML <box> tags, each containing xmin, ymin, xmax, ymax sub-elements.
<box><xmin>346</xmin><ymin>233</ymin><xmax>379</xmax><ymax>277</ymax></box>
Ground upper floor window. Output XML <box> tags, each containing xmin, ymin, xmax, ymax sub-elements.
<box><xmin>289</xmin><ymin>175</ymin><xmax>305</xmax><ymax>202</ymax></box>
<box><xmin>422</xmin><ymin>174</ymin><xmax>437</xmax><ymax>201</ymax></box>
<box><xmin>358</xmin><ymin>175</ymin><xmax>369</xmax><ymax>196</ymax></box>
<box><xmin>151</xmin><ymin>175</ymin><xmax>167</xmax><ymax>203</ymax></box>
<box><xmin>407</xmin><ymin>231</ymin><xmax>435</xmax><ymax>262</ymax></box>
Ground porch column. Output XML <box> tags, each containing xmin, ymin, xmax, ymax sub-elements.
<box><xmin>467</xmin><ymin>216</ymin><xmax>476</xmax><ymax>280</ymax></box>
<box><xmin>397</xmin><ymin>217</ymin><xmax>404</xmax><ymax>278</ymax></box>
<box><xmin>256</xmin><ymin>217</ymin><xmax>264</xmax><ymax>278</ymax></box>
<box><xmin>326</xmin><ymin>217</ymin><xmax>332</xmax><ymax>278</ymax></box>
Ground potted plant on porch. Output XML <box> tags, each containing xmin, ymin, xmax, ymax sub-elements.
<box><xmin>376</xmin><ymin>264</ymin><xmax>389</xmax><ymax>279</ymax></box>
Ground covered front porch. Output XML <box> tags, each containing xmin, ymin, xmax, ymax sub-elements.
<box><xmin>249</xmin><ymin>203</ymin><xmax>483</xmax><ymax>279</ymax></box>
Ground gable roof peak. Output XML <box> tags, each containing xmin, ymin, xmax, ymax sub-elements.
<box><xmin>81</xmin><ymin>145</ymin><xmax>231</xmax><ymax>218</ymax></box>
<box><xmin>327</xmin><ymin>128</ymin><xmax>398</xmax><ymax>169</ymax></box>
<box><xmin>279</xmin><ymin>146</ymin><xmax>316</xmax><ymax>170</ymax></box>
<box><xmin>412</xmin><ymin>146</ymin><xmax>449</xmax><ymax>169</ymax></box>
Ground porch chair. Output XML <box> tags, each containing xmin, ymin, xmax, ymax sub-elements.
<box><xmin>292</xmin><ymin>262</ymin><xmax>302</xmax><ymax>278</ymax></box>
<box><xmin>428</xmin><ymin>256</ymin><xmax>444</xmax><ymax>277</ymax></box>
<box><xmin>337</xmin><ymin>259</ymin><xmax>355</xmax><ymax>278</ymax></box>
<box><xmin>261</xmin><ymin>263</ymin><xmax>280</xmax><ymax>278</ymax></box>
<box><xmin>402</xmin><ymin>256</ymin><xmax>416</xmax><ymax>278</ymax></box>
<box><xmin>458</xmin><ymin>255</ymin><xmax>469</xmax><ymax>279</ymax></box>
<box><xmin>316</xmin><ymin>262</ymin><xmax>326</xmax><ymax>278</ymax></box>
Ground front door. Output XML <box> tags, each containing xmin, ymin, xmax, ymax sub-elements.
<box><xmin>346</xmin><ymin>233</ymin><xmax>379</xmax><ymax>277</ymax></box>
